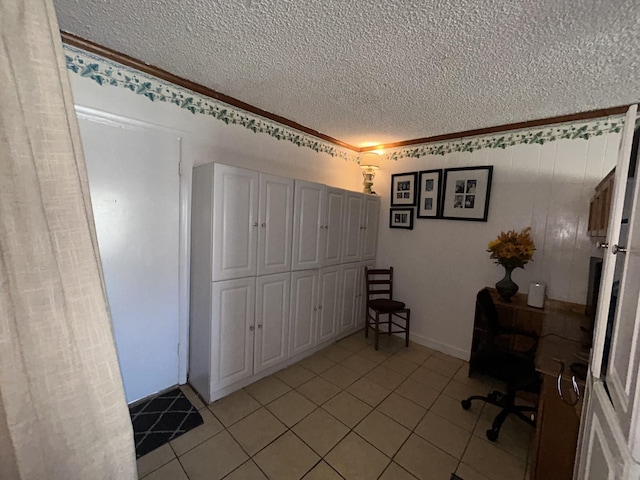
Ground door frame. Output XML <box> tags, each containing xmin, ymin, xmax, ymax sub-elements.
<box><xmin>75</xmin><ymin>105</ymin><xmax>192</xmax><ymax>387</ymax></box>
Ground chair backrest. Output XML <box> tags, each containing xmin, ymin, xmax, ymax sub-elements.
<box><xmin>476</xmin><ymin>288</ymin><xmax>501</xmax><ymax>337</ymax></box>
<box><xmin>365</xmin><ymin>267</ymin><xmax>393</xmax><ymax>302</ymax></box>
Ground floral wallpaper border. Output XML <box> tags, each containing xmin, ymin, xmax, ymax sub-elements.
<box><xmin>382</xmin><ymin>117</ymin><xmax>626</xmax><ymax>161</ymax></box>
<box><xmin>63</xmin><ymin>44</ymin><xmax>358</xmax><ymax>162</ymax></box>
<box><xmin>63</xmin><ymin>44</ymin><xmax>627</xmax><ymax>163</ymax></box>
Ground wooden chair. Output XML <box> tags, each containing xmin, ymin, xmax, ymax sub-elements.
<box><xmin>364</xmin><ymin>267</ymin><xmax>410</xmax><ymax>350</ymax></box>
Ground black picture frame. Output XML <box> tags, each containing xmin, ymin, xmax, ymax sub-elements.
<box><xmin>391</xmin><ymin>172</ymin><xmax>418</xmax><ymax>206</ymax></box>
<box><xmin>417</xmin><ymin>169</ymin><xmax>443</xmax><ymax>219</ymax></box>
<box><xmin>389</xmin><ymin>208</ymin><xmax>414</xmax><ymax>229</ymax></box>
<box><xmin>441</xmin><ymin>166</ymin><xmax>493</xmax><ymax>221</ymax></box>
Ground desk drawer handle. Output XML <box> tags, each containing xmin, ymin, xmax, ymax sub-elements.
<box><xmin>555</xmin><ymin>360</ymin><xmax>580</xmax><ymax>406</ymax></box>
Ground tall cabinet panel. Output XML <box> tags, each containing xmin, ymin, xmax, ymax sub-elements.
<box><xmin>342</xmin><ymin>192</ymin><xmax>364</xmax><ymax>263</ymax></box>
<box><xmin>317</xmin><ymin>266</ymin><xmax>342</xmax><ymax>343</ymax></box>
<box><xmin>212</xmin><ymin>164</ymin><xmax>259</xmax><ymax>281</ymax></box>
<box><xmin>322</xmin><ymin>188</ymin><xmax>345</xmax><ymax>266</ymax></box>
<box><xmin>258</xmin><ymin>174</ymin><xmax>294</xmax><ymax>276</ymax></box>
<box><xmin>292</xmin><ymin>181</ymin><xmax>325</xmax><ymax>271</ymax></box>
<box><xmin>361</xmin><ymin>196</ymin><xmax>380</xmax><ymax>261</ymax></box>
<box><xmin>339</xmin><ymin>263</ymin><xmax>359</xmax><ymax>334</ymax></box>
<box><xmin>211</xmin><ymin>277</ymin><xmax>255</xmax><ymax>390</ymax></box>
<box><xmin>289</xmin><ymin>269</ymin><xmax>318</xmax><ymax>356</ymax></box>
<box><xmin>255</xmin><ymin>273</ymin><xmax>290</xmax><ymax>374</ymax></box>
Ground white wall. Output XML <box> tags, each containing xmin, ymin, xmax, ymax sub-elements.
<box><xmin>376</xmin><ymin>131</ymin><xmax>620</xmax><ymax>359</ymax></box>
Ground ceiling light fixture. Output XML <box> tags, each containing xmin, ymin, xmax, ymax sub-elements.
<box><xmin>359</xmin><ymin>152</ymin><xmax>381</xmax><ymax>195</ymax></box>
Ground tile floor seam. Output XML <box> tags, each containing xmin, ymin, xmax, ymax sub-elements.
<box><xmin>147</xmin><ymin>334</ymin><xmax>532</xmax><ymax>480</ymax></box>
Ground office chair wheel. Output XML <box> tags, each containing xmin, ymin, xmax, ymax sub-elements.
<box><xmin>486</xmin><ymin>429</ymin><xmax>499</xmax><ymax>442</ymax></box>
<box><xmin>461</xmin><ymin>399</ymin><xmax>472</xmax><ymax>410</ymax></box>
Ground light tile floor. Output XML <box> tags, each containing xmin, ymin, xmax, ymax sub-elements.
<box><xmin>138</xmin><ymin>332</ymin><xmax>534</xmax><ymax>480</ymax></box>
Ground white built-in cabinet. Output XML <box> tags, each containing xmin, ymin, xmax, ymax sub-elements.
<box><xmin>211</xmin><ymin>165</ymin><xmax>259</xmax><ymax>281</ymax></box>
<box><xmin>317</xmin><ymin>266</ymin><xmax>342</xmax><ymax>343</ymax></box>
<box><xmin>292</xmin><ymin>180</ymin><xmax>324</xmax><ymax>271</ymax></box>
<box><xmin>289</xmin><ymin>269</ymin><xmax>318</xmax><ymax>357</ymax></box>
<box><xmin>258</xmin><ymin>174</ymin><xmax>294</xmax><ymax>276</ymax></box>
<box><xmin>361</xmin><ymin>196</ymin><xmax>380</xmax><ymax>261</ymax></box>
<box><xmin>190</xmin><ymin>162</ymin><xmax>380</xmax><ymax>402</ymax></box>
<box><xmin>322</xmin><ymin>188</ymin><xmax>345</xmax><ymax>266</ymax></box>
<box><xmin>255</xmin><ymin>273</ymin><xmax>290</xmax><ymax>373</ymax></box>
<box><xmin>210</xmin><ymin>277</ymin><xmax>255</xmax><ymax>389</ymax></box>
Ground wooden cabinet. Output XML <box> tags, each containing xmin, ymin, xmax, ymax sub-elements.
<box><xmin>292</xmin><ymin>180</ymin><xmax>325</xmax><ymax>271</ymax></box>
<box><xmin>257</xmin><ymin>174</ymin><xmax>294</xmax><ymax>276</ymax></box>
<box><xmin>317</xmin><ymin>266</ymin><xmax>342</xmax><ymax>343</ymax></box>
<box><xmin>588</xmin><ymin>168</ymin><xmax>614</xmax><ymax>238</ymax></box>
<box><xmin>210</xmin><ymin>277</ymin><xmax>256</xmax><ymax>390</ymax></box>
<box><xmin>322</xmin><ymin>188</ymin><xmax>345</xmax><ymax>267</ymax></box>
<box><xmin>532</xmin><ymin>372</ymin><xmax>582</xmax><ymax>479</ymax></box>
<box><xmin>361</xmin><ymin>195</ymin><xmax>380</xmax><ymax>261</ymax></box>
<box><xmin>289</xmin><ymin>269</ymin><xmax>318</xmax><ymax>356</ymax></box>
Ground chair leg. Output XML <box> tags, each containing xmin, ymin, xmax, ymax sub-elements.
<box><xmin>374</xmin><ymin>311</ymin><xmax>380</xmax><ymax>350</ymax></box>
<box><xmin>405</xmin><ymin>310</ymin><xmax>410</xmax><ymax>347</ymax></box>
<box><xmin>364</xmin><ymin>312</ymin><xmax>369</xmax><ymax>338</ymax></box>
<box><xmin>487</xmin><ymin>405</ymin><xmax>510</xmax><ymax>441</ymax></box>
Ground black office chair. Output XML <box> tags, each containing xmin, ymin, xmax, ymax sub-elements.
<box><xmin>461</xmin><ymin>288</ymin><xmax>541</xmax><ymax>442</ymax></box>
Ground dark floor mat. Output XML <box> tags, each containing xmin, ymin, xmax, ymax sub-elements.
<box><xmin>129</xmin><ymin>387</ymin><xmax>204</xmax><ymax>458</ymax></box>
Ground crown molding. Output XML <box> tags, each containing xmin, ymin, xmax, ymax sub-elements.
<box><xmin>61</xmin><ymin>32</ymin><xmax>630</xmax><ymax>160</ymax></box>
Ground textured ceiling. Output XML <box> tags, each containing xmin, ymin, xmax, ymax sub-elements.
<box><xmin>54</xmin><ymin>0</ymin><xmax>640</xmax><ymax>147</ymax></box>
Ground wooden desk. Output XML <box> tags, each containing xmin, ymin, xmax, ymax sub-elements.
<box><xmin>532</xmin><ymin>313</ymin><xmax>591</xmax><ymax>480</ymax></box>
<box><xmin>469</xmin><ymin>288</ymin><xmax>591</xmax><ymax>480</ymax></box>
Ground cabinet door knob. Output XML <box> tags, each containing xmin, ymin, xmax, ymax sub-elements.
<box><xmin>257</xmin><ymin>324</ymin><xmax>262</xmax><ymax>329</ymax></box>
<box><xmin>612</xmin><ymin>244</ymin><xmax>627</xmax><ymax>255</ymax></box>
<box><xmin>318</xmin><ymin>305</ymin><xmax>323</xmax><ymax>310</ymax></box>
<box><xmin>249</xmin><ymin>325</ymin><xmax>255</xmax><ymax>331</ymax></box>
<box><xmin>252</xmin><ymin>222</ymin><xmax>258</xmax><ymax>227</ymax></box>
<box><xmin>261</xmin><ymin>222</ymin><xmax>266</xmax><ymax>227</ymax></box>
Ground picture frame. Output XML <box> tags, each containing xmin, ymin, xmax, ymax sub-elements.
<box><xmin>417</xmin><ymin>169</ymin><xmax>443</xmax><ymax>218</ymax></box>
<box><xmin>441</xmin><ymin>166</ymin><xmax>493</xmax><ymax>221</ymax></box>
<box><xmin>389</xmin><ymin>208</ymin><xmax>414</xmax><ymax>229</ymax></box>
<box><xmin>391</xmin><ymin>172</ymin><xmax>418</xmax><ymax>206</ymax></box>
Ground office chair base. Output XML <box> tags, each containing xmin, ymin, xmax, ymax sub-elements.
<box><xmin>461</xmin><ymin>391</ymin><xmax>536</xmax><ymax>442</ymax></box>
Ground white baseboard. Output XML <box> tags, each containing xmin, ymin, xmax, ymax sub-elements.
<box><xmin>408</xmin><ymin>332</ymin><xmax>470</xmax><ymax>361</ymax></box>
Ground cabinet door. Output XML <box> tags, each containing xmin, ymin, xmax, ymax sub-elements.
<box><xmin>211</xmin><ymin>278</ymin><xmax>255</xmax><ymax>390</ymax></box>
<box><xmin>212</xmin><ymin>164</ymin><xmax>259</xmax><ymax>281</ymax></box>
<box><xmin>322</xmin><ymin>188</ymin><xmax>345</xmax><ymax>267</ymax></box>
<box><xmin>255</xmin><ymin>273</ymin><xmax>290</xmax><ymax>374</ymax></box>
<box><xmin>317</xmin><ymin>266</ymin><xmax>342</xmax><ymax>344</ymax></box>
<box><xmin>292</xmin><ymin>181</ymin><xmax>325</xmax><ymax>271</ymax></box>
<box><xmin>357</xmin><ymin>261</ymin><xmax>375</xmax><ymax>328</ymax></box>
<box><xmin>289</xmin><ymin>270</ymin><xmax>318</xmax><ymax>356</ymax></box>
<box><xmin>258</xmin><ymin>174</ymin><xmax>294</xmax><ymax>276</ymax></box>
<box><xmin>339</xmin><ymin>263</ymin><xmax>359</xmax><ymax>333</ymax></box>
<box><xmin>342</xmin><ymin>192</ymin><xmax>364</xmax><ymax>263</ymax></box>
<box><xmin>361</xmin><ymin>196</ymin><xmax>380</xmax><ymax>260</ymax></box>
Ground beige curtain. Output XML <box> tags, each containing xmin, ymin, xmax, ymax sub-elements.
<box><xmin>0</xmin><ymin>1</ymin><xmax>137</xmax><ymax>478</ymax></box>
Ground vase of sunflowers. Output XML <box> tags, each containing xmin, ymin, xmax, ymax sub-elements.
<box><xmin>487</xmin><ymin>227</ymin><xmax>536</xmax><ymax>302</ymax></box>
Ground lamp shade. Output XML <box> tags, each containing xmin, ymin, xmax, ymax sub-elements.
<box><xmin>360</xmin><ymin>152</ymin><xmax>380</xmax><ymax>168</ymax></box>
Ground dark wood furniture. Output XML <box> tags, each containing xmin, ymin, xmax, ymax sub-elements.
<box><xmin>364</xmin><ymin>267</ymin><xmax>410</xmax><ymax>350</ymax></box>
<box><xmin>469</xmin><ymin>288</ymin><xmax>591</xmax><ymax>480</ymax></box>
<box><xmin>588</xmin><ymin>168</ymin><xmax>615</xmax><ymax>238</ymax></box>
